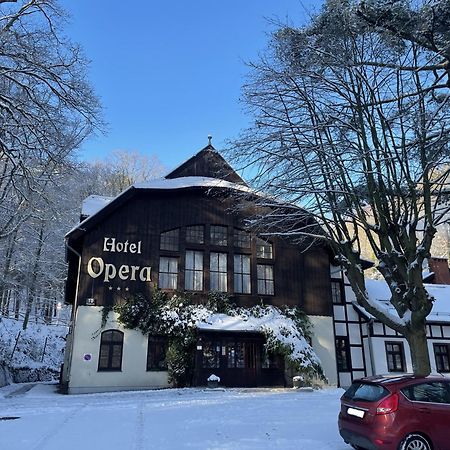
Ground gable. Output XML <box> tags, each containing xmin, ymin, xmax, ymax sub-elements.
<box><xmin>166</xmin><ymin>145</ymin><xmax>246</xmax><ymax>185</ymax></box>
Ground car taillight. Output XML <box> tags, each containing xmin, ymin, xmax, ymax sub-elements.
<box><xmin>376</xmin><ymin>393</ymin><xmax>399</xmax><ymax>415</ymax></box>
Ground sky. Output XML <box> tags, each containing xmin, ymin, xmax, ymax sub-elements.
<box><xmin>59</xmin><ymin>0</ymin><xmax>323</xmax><ymax>172</ymax></box>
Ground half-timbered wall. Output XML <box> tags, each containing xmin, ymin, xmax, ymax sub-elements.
<box><xmin>332</xmin><ymin>264</ymin><xmax>450</xmax><ymax>387</ymax></box>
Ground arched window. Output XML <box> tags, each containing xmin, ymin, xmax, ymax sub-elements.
<box><xmin>98</xmin><ymin>330</ymin><xmax>124</xmax><ymax>371</ymax></box>
<box><xmin>160</xmin><ymin>228</ymin><xmax>179</xmax><ymax>251</ymax></box>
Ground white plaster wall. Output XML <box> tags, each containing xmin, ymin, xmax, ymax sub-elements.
<box><xmin>370</xmin><ymin>337</ymin><xmax>412</xmax><ymax>374</ymax></box>
<box><xmin>368</xmin><ymin>336</ymin><xmax>450</xmax><ymax>377</ymax></box>
<box><xmin>344</xmin><ymin>285</ymin><xmax>356</xmax><ymax>302</ymax></box>
<box><xmin>309</xmin><ymin>315</ymin><xmax>337</xmax><ymax>386</ymax></box>
<box><xmin>68</xmin><ymin>306</ymin><xmax>169</xmax><ymax>394</ymax></box>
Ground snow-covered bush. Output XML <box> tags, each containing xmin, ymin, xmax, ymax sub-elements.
<box><xmin>113</xmin><ymin>292</ymin><xmax>323</xmax><ymax>386</ymax></box>
<box><xmin>0</xmin><ymin>316</ymin><xmax>67</xmax><ymax>383</ymax></box>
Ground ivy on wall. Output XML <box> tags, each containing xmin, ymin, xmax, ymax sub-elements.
<box><xmin>100</xmin><ymin>291</ymin><xmax>322</xmax><ymax>386</ymax></box>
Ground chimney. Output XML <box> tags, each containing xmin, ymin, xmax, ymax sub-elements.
<box><xmin>428</xmin><ymin>257</ymin><xmax>450</xmax><ymax>285</ymax></box>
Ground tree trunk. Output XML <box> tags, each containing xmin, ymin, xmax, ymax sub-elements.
<box><xmin>406</xmin><ymin>326</ymin><xmax>431</xmax><ymax>376</ymax></box>
<box><xmin>22</xmin><ymin>223</ymin><xmax>45</xmax><ymax>330</ymax></box>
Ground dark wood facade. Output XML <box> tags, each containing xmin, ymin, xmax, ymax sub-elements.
<box><xmin>65</xmin><ymin>146</ymin><xmax>333</xmax><ymax>389</ymax></box>
<box><xmin>68</xmin><ymin>188</ymin><xmax>332</xmax><ymax>315</ymax></box>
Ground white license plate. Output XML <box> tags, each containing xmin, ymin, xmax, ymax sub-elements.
<box><xmin>347</xmin><ymin>407</ymin><xmax>365</xmax><ymax>418</ymax></box>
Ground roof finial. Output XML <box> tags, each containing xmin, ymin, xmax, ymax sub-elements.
<box><xmin>208</xmin><ymin>135</ymin><xmax>212</xmax><ymax>146</ymax></box>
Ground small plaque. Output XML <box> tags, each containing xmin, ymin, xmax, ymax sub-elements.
<box><xmin>83</xmin><ymin>353</ymin><xmax>92</xmax><ymax>362</ymax></box>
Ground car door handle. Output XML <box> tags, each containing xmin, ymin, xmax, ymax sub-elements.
<box><xmin>418</xmin><ymin>407</ymin><xmax>431</xmax><ymax>414</ymax></box>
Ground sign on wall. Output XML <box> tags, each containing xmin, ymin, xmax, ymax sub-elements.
<box><xmin>86</xmin><ymin>237</ymin><xmax>152</xmax><ymax>283</ymax></box>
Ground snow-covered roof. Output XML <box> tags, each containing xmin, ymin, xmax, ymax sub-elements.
<box><xmin>358</xmin><ymin>278</ymin><xmax>450</xmax><ymax>323</ymax></box>
<box><xmin>134</xmin><ymin>176</ymin><xmax>253</xmax><ymax>194</ymax></box>
<box><xmin>67</xmin><ymin>176</ymin><xmax>256</xmax><ymax>238</ymax></box>
<box><xmin>197</xmin><ymin>313</ymin><xmax>263</xmax><ymax>332</ymax></box>
<box><xmin>81</xmin><ymin>195</ymin><xmax>114</xmax><ymax>217</ymax></box>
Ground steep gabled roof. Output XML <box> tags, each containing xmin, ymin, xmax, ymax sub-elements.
<box><xmin>66</xmin><ymin>176</ymin><xmax>255</xmax><ymax>241</ymax></box>
<box><xmin>165</xmin><ymin>144</ymin><xmax>246</xmax><ymax>185</ymax></box>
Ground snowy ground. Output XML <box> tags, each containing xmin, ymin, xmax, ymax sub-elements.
<box><xmin>0</xmin><ymin>384</ymin><xmax>351</xmax><ymax>450</ymax></box>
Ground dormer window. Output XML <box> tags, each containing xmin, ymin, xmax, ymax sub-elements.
<box><xmin>256</xmin><ymin>238</ymin><xmax>273</xmax><ymax>259</ymax></box>
<box><xmin>210</xmin><ymin>225</ymin><xmax>228</xmax><ymax>246</ymax></box>
<box><xmin>160</xmin><ymin>229</ymin><xmax>179</xmax><ymax>251</ymax></box>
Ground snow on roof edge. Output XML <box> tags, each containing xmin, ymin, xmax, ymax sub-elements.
<box><xmin>66</xmin><ymin>177</ymin><xmax>258</xmax><ymax>238</ymax></box>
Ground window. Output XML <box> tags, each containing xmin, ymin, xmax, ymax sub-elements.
<box><xmin>331</xmin><ymin>280</ymin><xmax>344</xmax><ymax>304</ymax></box>
<box><xmin>262</xmin><ymin>351</ymin><xmax>283</xmax><ymax>369</ymax></box>
<box><xmin>186</xmin><ymin>225</ymin><xmax>204</xmax><ymax>244</ymax></box>
<box><xmin>227</xmin><ymin>342</ymin><xmax>245</xmax><ymax>368</ymax></box>
<box><xmin>402</xmin><ymin>382</ymin><xmax>450</xmax><ymax>404</ymax></box>
<box><xmin>434</xmin><ymin>344</ymin><xmax>450</xmax><ymax>373</ymax></box>
<box><xmin>234</xmin><ymin>229</ymin><xmax>251</xmax><ymax>248</ymax></box>
<box><xmin>210</xmin><ymin>225</ymin><xmax>228</xmax><ymax>246</ymax></box>
<box><xmin>256</xmin><ymin>238</ymin><xmax>273</xmax><ymax>259</ymax></box>
<box><xmin>257</xmin><ymin>264</ymin><xmax>274</xmax><ymax>295</ymax></box>
<box><xmin>234</xmin><ymin>254</ymin><xmax>251</xmax><ymax>294</ymax></box>
<box><xmin>385</xmin><ymin>342</ymin><xmax>405</xmax><ymax>372</ymax></box>
<box><xmin>336</xmin><ymin>337</ymin><xmax>351</xmax><ymax>371</ymax></box>
<box><xmin>160</xmin><ymin>229</ymin><xmax>179</xmax><ymax>251</ymax></box>
<box><xmin>159</xmin><ymin>257</ymin><xmax>178</xmax><ymax>289</ymax></box>
<box><xmin>98</xmin><ymin>330</ymin><xmax>123</xmax><ymax>371</ymax></box>
<box><xmin>210</xmin><ymin>252</ymin><xmax>227</xmax><ymax>292</ymax></box>
<box><xmin>185</xmin><ymin>250</ymin><xmax>203</xmax><ymax>291</ymax></box>
<box><xmin>342</xmin><ymin>382</ymin><xmax>389</xmax><ymax>402</ymax></box>
<box><xmin>147</xmin><ymin>336</ymin><xmax>167</xmax><ymax>371</ymax></box>
<box><xmin>202</xmin><ymin>340</ymin><xmax>221</xmax><ymax>368</ymax></box>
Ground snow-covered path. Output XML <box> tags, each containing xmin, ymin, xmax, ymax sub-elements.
<box><xmin>0</xmin><ymin>384</ymin><xmax>350</xmax><ymax>450</ymax></box>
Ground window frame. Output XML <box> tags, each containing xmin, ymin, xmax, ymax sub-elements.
<box><xmin>331</xmin><ymin>280</ymin><xmax>344</xmax><ymax>304</ymax></box>
<box><xmin>256</xmin><ymin>238</ymin><xmax>273</xmax><ymax>259</ymax></box>
<box><xmin>98</xmin><ymin>330</ymin><xmax>124</xmax><ymax>372</ymax></box>
<box><xmin>186</xmin><ymin>225</ymin><xmax>204</xmax><ymax>244</ymax></box>
<box><xmin>185</xmin><ymin>250</ymin><xmax>204</xmax><ymax>291</ymax></box>
<box><xmin>158</xmin><ymin>256</ymin><xmax>178</xmax><ymax>290</ymax></box>
<box><xmin>385</xmin><ymin>341</ymin><xmax>406</xmax><ymax>373</ymax></box>
<box><xmin>160</xmin><ymin>228</ymin><xmax>180</xmax><ymax>251</ymax></box>
<box><xmin>433</xmin><ymin>343</ymin><xmax>450</xmax><ymax>373</ymax></box>
<box><xmin>210</xmin><ymin>225</ymin><xmax>228</xmax><ymax>246</ymax></box>
<box><xmin>257</xmin><ymin>264</ymin><xmax>274</xmax><ymax>296</ymax></box>
<box><xmin>201</xmin><ymin>340</ymin><xmax>221</xmax><ymax>369</ymax></box>
<box><xmin>233</xmin><ymin>228</ymin><xmax>251</xmax><ymax>249</ymax></box>
<box><xmin>335</xmin><ymin>336</ymin><xmax>351</xmax><ymax>372</ymax></box>
<box><xmin>146</xmin><ymin>335</ymin><xmax>168</xmax><ymax>371</ymax></box>
<box><xmin>210</xmin><ymin>252</ymin><xmax>228</xmax><ymax>292</ymax></box>
<box><xmin>234</xmin><ymin>253</ymin><xmax>251</xmax><ymax>294</ymax></box>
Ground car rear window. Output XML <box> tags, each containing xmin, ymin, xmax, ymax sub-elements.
<box><xmin>343</xmin><ymin>382</ymin><xmax>389</xmax><ymax>402</ymax></box>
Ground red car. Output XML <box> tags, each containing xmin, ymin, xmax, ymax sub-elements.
<box><xmin>338</xmin><ymin>374</ymin><xmax>450</xmax><ymax>450</ymax></box>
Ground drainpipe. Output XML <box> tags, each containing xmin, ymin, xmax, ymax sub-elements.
<box><xmin>367</xmin><ymin>319</ymin><xmax>376</xmax><ymax>376</ymax></box>
<box><xmin>62</xmin><ymin>239</ymin><xmax>83</xmax><ymax>392</ymax></box>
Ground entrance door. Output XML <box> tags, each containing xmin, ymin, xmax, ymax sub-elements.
<box><xmin>196</xmin><ymin>332</ymin><xmax>264</xmax><ymax>387</ymax></box>
<box><xmin>225</xmin><ymin>340</ymin><xmax>259</xmax><ymax>387</ymax></box>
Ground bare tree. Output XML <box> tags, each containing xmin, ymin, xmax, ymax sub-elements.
<box><xmin>0</xmin><ymin>0</ymin><xmax>101</xmax><ymax>238</ymax></box>
<box><xmin>80</xmin><ymin>149</ymin><xmax>167</xmax><ymax>197</ymax></box>
<box><xmin>229</xmin><ymin>0</ymin><xmax>450</xmax><ymax>375</ymax></box>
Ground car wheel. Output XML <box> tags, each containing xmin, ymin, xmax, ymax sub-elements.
<box><xmin>399</xmin><ymin>434</ymin><xmax>432</xmax><ymax>450</ymax></box>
